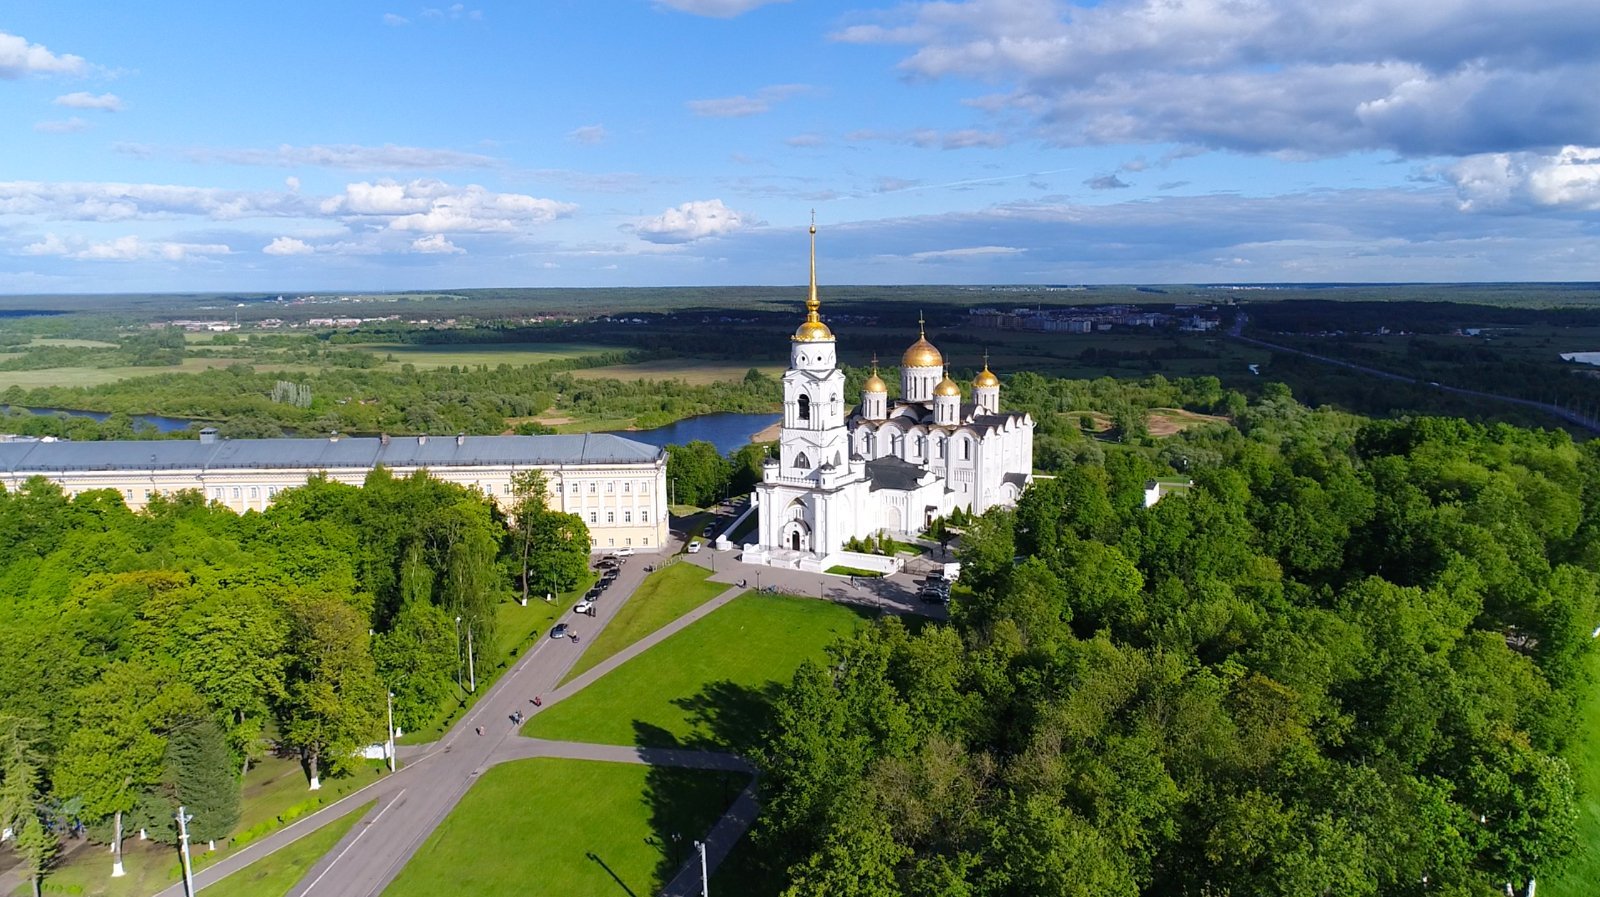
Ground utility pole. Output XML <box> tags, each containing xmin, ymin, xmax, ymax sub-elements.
<box><xmin>466</xmin><ymin>622</ymin><xmax>477</xmax><ymax>693</ymax></box>
<box><xmin>176</xmin><ymin>806</ymin><xmax>196</xmax><ymax>897</ymax></box>
<box><xmin>453</xmin><ymin>615</ymin><xmax>463</xmax><ymax>688</ymax></box>
<box><xmin>386</xmin><ymin>690</ymin><xmax>397</xmax><ymax>773</ymax></box>
<box><xmin>696</xmin><ymin>839</ymin><xmax>709</xmax><ymax>897</ymax></box>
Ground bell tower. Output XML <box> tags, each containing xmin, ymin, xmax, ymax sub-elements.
<box><xmin>777</xmin><ymin>220</ymin><xmax>850</xmax><ymax>476</ymax></box>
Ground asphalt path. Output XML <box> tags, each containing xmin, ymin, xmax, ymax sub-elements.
<box><xmin>146</xmin><ymin>544</ymin><xmax>945</xmax><ymax>897</ymax></box>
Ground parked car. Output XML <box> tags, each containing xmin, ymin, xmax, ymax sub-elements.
<box><xmin>585</xmin><ymin>586</ymin><xmax>603</xmax><ymax>602</ymax></box>
<box><xmin>687</xmin><ymin>540</ymin><xmax>702</xmax><ymax>553</ymax></box>
<box><xmin>550</xmin><ymin>623</ymin><xmax>571</xmax><ymax>639</ymax></box>
<box><xmin>574</xmin><ymin>599</ymin><xmax>595</xmax><ymax>615</ymax></box>
<box><xmin>615</xmin><ymin>546</ymin><xmax>635</xmax><ymax>557</ymax></box>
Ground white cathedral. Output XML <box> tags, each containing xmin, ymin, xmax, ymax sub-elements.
<box><xmin>742</xmin><ymin>226</ymin><xmax>1035</xmax><ymax>571</ymax></box>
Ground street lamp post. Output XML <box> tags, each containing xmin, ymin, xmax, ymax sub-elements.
<box><xmin>696</xmin><ymin>839</ymin><xmax>709</xmax><ymax>897</ymax></box>
<box><xmin>175</xmin><ymin>806</ymin><xmax>196</xmax><ymax>897</ymax></box>
<box><xmin>385</xmin><ymin>690</ymin><xmax>397</xmax><ymax>773</ymax></box>
<box><xmin>465</xmin><ymin>621</ymin><xmax>477</xmax><ymax>693</ymax></box>
<box><xmin>453</xmin><ymin>615</ymin><xmax>463</xmax><ymax>688</ymax></box>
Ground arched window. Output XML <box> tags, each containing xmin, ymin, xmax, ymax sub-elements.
<box><xmin>794</xmin><ymin>452</ymin><xmax>810</xmax><ymax>469</ymax></box>
<box><xmin>916</xmin><ymin>435</ymin><xmax>927</xmax><ymax>457</ymax></box>
<box><xmin>937</xmin><ymin>437</ymin><xmax>947</xmax><ymax>459</ymax></box>
<box><xmin>834</xmin><ymin>451</ymin><xmax>842</xmax><ymax>466</ymax></box>
<box><xmin>962</xmin><ymin>438</ymin><xmax>972</xmax><ymax>460</ymax></box>
<box><xmin>797</xmin><ymin>394</ymin><xmax>811</xmax><ymax>421</ymax></box>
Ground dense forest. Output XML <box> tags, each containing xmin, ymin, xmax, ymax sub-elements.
<box><xmin>752</xmin><ymin>404</ymin><xmax>1598</xmax><ymax>896</ymax></box>
<box><xmin>0</xmin><ymin>469</ymin><xmax>587</xmax><ymax>894</ymax></box>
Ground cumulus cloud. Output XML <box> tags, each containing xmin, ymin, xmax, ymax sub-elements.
<box><xmin>24</xmin><ymin>233</ymin><xmax>230</xmax><ymax>261</ymax></box>
<box><xmin>321</xmin><ymin>179</ymin><xmax>576</xmax><ymax>232</ymax></box>
<box><xmin>263</xmin><ymin>236</ymin><xmax>314</xmax><ymax>256</ymax></box>
<box><xmin>0</xmin><ymin>31</ymin><xmax>87</xmax><ymax>78</ymax></box>
<box><xmin>567</xmin><ymin>125</ymin><xmax>607</xmax><ymax>145</ymax></box>
<box><xmin>0</xmin><ymin>180</ymin><xmax>305</xmax><ymax>221</ymax></box>
<box><xmin>411</xmin><ymin>233</ymin><xmax>465</xmax><ymax>254</ymax></box>
<box><xmin>831</xmin><ymin>0</ymin><xmax>1600</xmax><ymax>157</ymax></box>
<box><xmin>687</xmin><ymin>84</ymin><xmax>808</xmax><ymax>118</ymax></box>
<box><xmin>1447</xmin><ymin>146</ymin><xmax>1600</xmax><ymax>212</ymax></box>
<box><xmin>1085</xmin><ymin>174</ymin><xmax>1131</xmax><ymax>190</ymax></box>
<box><xmin>654</xmin><ymin>0</ymin><xmax>791</xmax><ymax>17</ymax></box>
<box><xmin>34</xmin><ymin>118</ymin><xmax>89</xmax><ymax>134</ymax></box>
<box><xmin>186</xmin><ymin>143</ymin><xmax>498</xmax><ymax>170</ymax></box>
<box><xmin>637</xmin><ymin>199</ymin><xmax>753</xmax><ymax>243</ymax></box>
<box><xmin>54</xmin><ymin>91</ymin><xmax>122</xmax><ymax>111</ymax></box>
<box><xmin>382</xmin><ymin>13</ymin><xmax>410</xmax><ymax>26</ymax></box>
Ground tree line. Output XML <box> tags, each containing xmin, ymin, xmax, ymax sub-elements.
<box><xmin>751</xmin><ymin>401</ymin><xmax>1598</xmax><ymax>896</ymax></box>
<box><xmin>0</xmin><ymin>468</ymin><xmax>587</xmax><ymax>894</ymax></box>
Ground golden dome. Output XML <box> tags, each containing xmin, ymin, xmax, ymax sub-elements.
<box><xmin>863</xmin><ymin>372</ymin><xmax>887</xmax><ymax>393</ymax></box>
<box><xmin>974</xmin><ymin>356</ymin><xmax>1000</xmax><ymax>388</ymax></box>
<box><xmin>902</xmin><ymin>312</ymin><xmax>943</xmax><ymax>367</ymax></box>
<box><xmin>792</xmin><ymin>221</ymin><xmax>834</xmax><ymax>342</ymax></box>
<box><xmin>934</xmin><ymin>375</ymin><xmax>961</xmax><ymax>397</ymax></box>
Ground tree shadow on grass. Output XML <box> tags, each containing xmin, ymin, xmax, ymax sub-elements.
<box><xmin>638</xmin><ymin>759</ymin><xmax>748</xmax><ymax>891</ymax></box>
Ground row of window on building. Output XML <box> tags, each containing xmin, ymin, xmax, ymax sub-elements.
<box><xmin>584</xmin><ymin>508</ymin><xmax>649</xmax><ymax>525</ymax></box>
<box><xmin>859</xmin><ymin>433</ymin><xmax>975</xmax><ymax>461</ymax></box>
<box><xmin>566</xmin><ymin>479</ymin><xmax>652</xmax><ymax>494</ymax></box>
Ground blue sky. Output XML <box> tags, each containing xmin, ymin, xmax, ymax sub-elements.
<box><xmin>2</xmin><ymin>0</ymin><xmax>1598</xmax><ymax>293</ymax></box>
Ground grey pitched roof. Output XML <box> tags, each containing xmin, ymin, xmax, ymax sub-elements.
<box><xmin>864</xmin><ymin>455</ymin><xmax>928</xmax><ymax>492</ymax></box>
<box><xmin>0</xmin><ymin>433</ymin><xmax>663</xmax><ymax>475</ymax></box>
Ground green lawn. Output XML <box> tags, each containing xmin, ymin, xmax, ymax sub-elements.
<box><xmin>382</xmin><ymin>758</ymin><xmax>743</xmax><ymax>897</ymax></box>
<box><xmin>203</xmin><ymin>801</ymin><xmax>374</xmax><ymax>897</ymax></box>
<box><xmin>1545</xmin><ymin>650</ymin><xmax>1600</xmax><ymax>896</ymax></box>
<box><xmin>560</xmin><ymin>563</ymin><xmax>730</xmax><ymax>685</ymax></box>
<box><xmin>525</xmin><ymin>593</ymin><xmax>868</xmax><ymax>751</ymax></box>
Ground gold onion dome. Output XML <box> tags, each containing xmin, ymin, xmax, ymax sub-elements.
<box><xmin>934</xmin><ymin>375</ymin><xmax>962</xmax><ymax>397</ymax></box>
<box><xmin>793</xmin><ymin>220</ymin><xmax>834</xmax><ymax>342</ymax></box>
<box><xmin>902</xmin><ymin>315</ymin><xmax>943</xmax><ymax>366</ymax></box>
<box><xmin>864</xmin><ymin>371</ymin><xmax>887</xmax><ymax>393</ymax></box>
<box><xmin>974</xmin><ymin>359</ymin><xmax>1000</xmax><ymax>388</ymax></box>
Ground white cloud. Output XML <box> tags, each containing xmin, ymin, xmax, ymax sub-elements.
<box><xmin>34</xmin><ymin>118</ymin><xmax>89</xmax><ymax>134</ymax></box>
<box><xmin>421</xmin><ymin>4</ymin><xmax>482</xmax><ymax>21</ymax></box>
<box><xmin>411</xmin><ymin>234</ymin><xmax>465</xmax><ymax>254</ymax></box>
<box><xmin>687</xmin><ymin>84</ymin><xmax>809</xmax><ymax>118</ymax></box>
<box><xmin>0</xmin><ymin>180</ymin><xmax>306</xmax><ymax>221</ymax></box>
<box><xmin>263</xmin><ymin>236</ymin><xmax>315</xmax><ymax>256</ymax></box>
<box><xmin>1448</xmin><ymin>146</ymin><xmax>1600</xmax><ymax>212</ymax></box>
<box><xmin>1085</xmin><ymin>174</ymin><xmax>1132</xmax><ymax>190</ymax></box>
<box><xmin>186</xmin><ymin>143</ymin><xmax>498</xmax><ymax>170</ymax></box>
<box><xmin>831</xmin><ymin>0</ymin><xmax>1600</xmax><ymax>157</ymax></box>
<box><xmin>785</xmin><ymin>134</ymin><xmax>826</xmax><ymax>148</ymax></box>
<box><xmin>54</xmin><ymin>91</ymin><xmax>121</xmax><ymax>111</ymax></box>
<box><xmin>654</xmin><ymin>0</ymin><xmax>791</xmax><ymax>18</ymax></box>
<box><xmin>0</xmin><ymin>31</ymin><xmax>87</xmax><ymax>78</ymax></box>
<box><xmin>321</xmin><ymin>179</ymin><xmax>577</xmax><ymax>232</ymax></box>
<box><xmin>24</xmin><ymin>233</ymin><xmax>230</xmax><ymax>261</ymax></box>
<box><xmin>568</xmin><ymin>125</ymin><xmax>607</xmax><ymax>145</ymax></box>
<box><xmin>382</xmin><ymin>13</ymin><xmax>410</xmax><ymax>26</ymax></box>
<box><xmin>846</xmin><ymin>127</ymin><xmax>1008</xmax><ymax>150</ymax></box>
<box><xmin>285</xmin><ymin>176</ymin><xmax>301</xmax><ymax>192</ymax></box>
<box><xmin>906</xmin><ymin>245</ymin><xmax>1027</xmax><ymax>261</ymax></box>
<box><xmin>637</xmin><ymin>199</ymin><xmax>754</xmax><ymax>243</ymax></box>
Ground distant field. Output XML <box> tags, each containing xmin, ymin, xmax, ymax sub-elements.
<box><xmin>0</xmin><ymin>357</ymin><xmax>322</xmax><ymax>389</ymax></box>
<box><xmin>30</xmin><ymin>337</ymin><xmax>118</xmax><ymax>348</ymax></box>
<box><xmin>573</xmin><ymin>359</ymin><xmax>784</xmax><ymax>385</ymax></box>
<box><xmin>371</xmin><ymin>341</ymin><xmax>612</xmax><ymax>369</ymax></box>
<box><xmin>1148</xmin><ymin>407</ymin><xmax>1230</xmax><ymax>435</ymax></box>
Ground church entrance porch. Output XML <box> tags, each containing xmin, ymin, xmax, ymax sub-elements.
<box><xmin>780</xmin><ymin>519</ymin><xmax>812</xmax><ymax>553</ymax></box>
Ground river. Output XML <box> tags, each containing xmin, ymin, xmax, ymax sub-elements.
<box><xmin>1</xmin><ymin>405</ymin><xmax>200</xmax><ymax>433</ymax></box>
<box><xmin>600</xmin><ymin>412</ymin><xmax>778</xmax><ymax>456</ymax></box>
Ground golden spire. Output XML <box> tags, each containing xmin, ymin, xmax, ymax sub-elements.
<box><xmin>793</xmin><ymin>213</ymin><xmax>834</xmax><ymax>342</ymax></box>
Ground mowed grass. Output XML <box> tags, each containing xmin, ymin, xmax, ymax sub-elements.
<box><xmin>382</xmin><ymin>758</ymin><xmax>743</xmax><ymax>897</ymax></box>
<box><xmin>525</xmin><ymin>593</ymin><xmax>868</xmax><ymax>750</ymax></box>
<box><xmin>572</xmin><ymin>358</ymin><xmax>785</xmax><ymax>386</ymax></box>
<box><xmin>560</xmin><ymin>563</ymin><xmax>731</xmax><ymax>685</ymax></box>
<box><xmin>1545</xmin><ymin>651</ymin><xmax>1600</xmax><ymax>897</ymax></box>
<box><xmin>372</xmin><ymin>341</ymin><xmax>611</xmax><ymax>369</ymax></box>
<box><xmin>30</xmin><ymin>337</ymin><xmax>119</xmax><ymax>348</ymax></box>
<box><xmin>203</xmin><ymin>801</ymin><xmax>374</xmax><ymax>897</ymax></box>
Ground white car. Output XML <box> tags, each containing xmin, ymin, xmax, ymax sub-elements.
<box><xmin>614</xmin><ymin>546</ymin><xmax>635</xmax><ymax>557</ymax></box>
<box><xmin>574</xmin><ymin>599</ymin><xmax>595</xmax><ymax>615</ymax></box>
<box><xmin>686</xmin><ymin>540</ymin><xmax>702</xmax><ymax>553</ymax></box>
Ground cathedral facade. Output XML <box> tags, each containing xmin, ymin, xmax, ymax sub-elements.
<box><xmin>742</xmin><ymin>227</ymin><xmax>1034</xmax><ymax>571</ymax></box>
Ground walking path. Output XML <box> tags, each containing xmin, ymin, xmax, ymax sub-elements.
<box><xmin>138</xmin><ymin>537</ymin><xmax>948</xmax><ymax>897</ymax></box>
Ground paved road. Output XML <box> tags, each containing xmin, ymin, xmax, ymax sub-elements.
<box><xmin>145</xmin><ymin>543</ymin><xmax>945</xmax><ymax>897</ymax></box>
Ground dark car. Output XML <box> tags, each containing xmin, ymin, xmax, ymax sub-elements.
<box><xmin>550</xmin><ymin>623</ymin><xmax>571</xmax><ymax>639</ymax></box>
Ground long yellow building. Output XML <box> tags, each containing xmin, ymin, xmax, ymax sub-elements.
<box><xmin>0</xmin><ymin>429</ymin><xmax>669</xmax><ymax>553</ymax></box>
